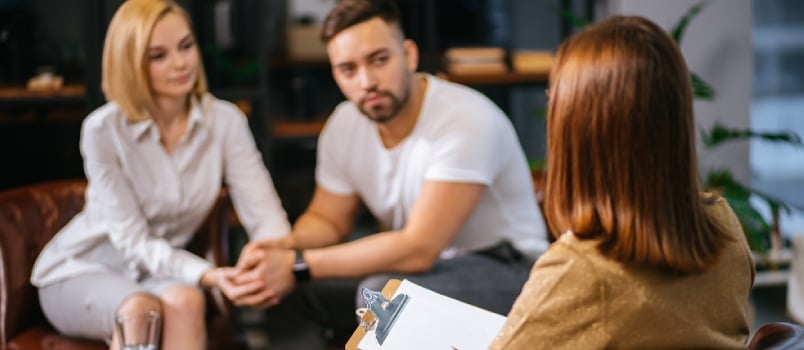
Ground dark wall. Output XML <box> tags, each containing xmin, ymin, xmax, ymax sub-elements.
<box><xmin>0</xmin><ymin>0</ymin><xmax>589</xmax><ymax>191</ymax></box>
<box><xmin>1</xmin><ymin>0</ymin><xmax>88</xmax><ymax>190</ymax></box>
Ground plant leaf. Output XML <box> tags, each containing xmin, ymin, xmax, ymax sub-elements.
<box><xmin>671</xmin><ymin>0</ymin><xmax>708</xmax><ymax>43</ymax></box>
<box><xmin>705</xmin><ymin>170</ymin><xmax>770</xmax><ymax>252</ymax></box>
<box><xmin>700</xmin><ymin>122</ymin><xmax>803</xmax><ymax>148</ymax></box>
<box><xmin>532</xmin><ymin>107</ymin><xmax>547</xmax><ymax>120</ymax></box>
<box><xmin>204</xmin><ymin>45</ymin><xmax>260</xmax><ymax>84</ymax></box>
<box><xmin>705</xmin><ymin>169</ymin><xmax>750</xmax><ymax>199</ymax></box>
<box><xmin>528</xmin><ymin>158</ymin><xmax>545</xmax><ymax>171</ymax></box>
<box><xmin>728</xmin><ymin>196</ymin><xmax>771</xmax><ymax>252</ymax></box>
<box><xmin>691</xmin><ymin>72</ymin><xmax>715</xmax><ymax>100</ymax></box>
<box><xmin>553</xmin><ymin>6</ymin><xmax>590</xmax><ymax>30</ymax></box>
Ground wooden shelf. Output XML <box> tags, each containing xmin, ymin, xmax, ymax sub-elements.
<box><xmin>0</xmin><ymin>84</ymin><xmax>87</xmax><ymax>104</ymax></box>
<box><xmin>271</xmin><ymin>116</ymin><xmax>327</xmax><ymax>139</ymax></box>
<box><xmin>753</xmin><ymin>248</ymin><xmax>793</xmax><ymax>288</ymax></box>
<box><xmin>754</xmin><ymin>269</ymin><xmax>789</xmax><ymax>287</ymax></box>
<box><xmin>438</xmin><ymin>71</ymin><xmax>549</xmax><ymax>85</ymax></box>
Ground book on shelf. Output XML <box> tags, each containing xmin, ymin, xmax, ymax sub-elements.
<box><xmin>511</xmin><ymin>50</ymin><xmax>554</xmax><ymax>74</ymax></box>
<box><xmin>444</xmin><ymin>46</ymin><xmax>506</xmax><ymax>62</ymax></box>
<box><xmin>444</xmin><ymin>46</ymin><xmax>508</xmax><ymax>75</ymax></box>
<box><xmin>446</xmin><ymin>61</ymin><xmax>508</xmax><ymax>75</ymax></box>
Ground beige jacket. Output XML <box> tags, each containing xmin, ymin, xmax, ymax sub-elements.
<box><xmin>490</xmin><ymin>197</ymin><xmax>754</xmax><ymax>349</ymax></box>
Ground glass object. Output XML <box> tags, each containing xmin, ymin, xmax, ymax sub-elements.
<box><xmin>114</xmin><ymin>310</ymin><xmax>161</xmax><ymax>350</ymax></box>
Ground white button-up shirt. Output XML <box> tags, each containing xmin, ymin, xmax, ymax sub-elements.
<box><xmin>32</xmin><ymin>94</ymin><xmax>290</xmax><ymax>287</ymax></box>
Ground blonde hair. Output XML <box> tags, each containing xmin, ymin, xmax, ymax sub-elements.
<box><xmin>102</xmin><ymin>0</ymin><xmax>208</xmax><ymax>121</ymax></box>
<box><xmin>544</xmin><ymin>16</ymin><xmax>730</xmax><ymax>274</ymax></box>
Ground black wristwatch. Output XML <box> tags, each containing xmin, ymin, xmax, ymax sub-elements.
<box><xmin>292</xmin><ymin>249</ymin><xmax>311</xmax><ymax>283</ymax></box>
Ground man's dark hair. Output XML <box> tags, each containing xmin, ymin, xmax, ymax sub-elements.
<box><xmin>320</xmin><ymin>0</ymin><xmax>402</xmax><ymax>43</ymax></box>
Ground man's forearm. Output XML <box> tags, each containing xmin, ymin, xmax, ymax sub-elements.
<box><xmin>303</xmin><ymin>229</ymin><xmax>439</xmax><ymax>279</ymax></box>
<box><xmin>290</xmin><ymin>212</ymin><xmax>348</xmax><ymax>249</ymax></box>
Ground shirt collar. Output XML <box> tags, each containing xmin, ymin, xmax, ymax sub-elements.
<box><xmin>186</xmin><ymin>94</ymin><xmax>206</xmax><ymax>136</ymax></box>
<box><xmin>129</xmin><ymin>116</ymin><xmax>153</xmax><ymax>141</ymax></box>
<box><xmin>128</xmin><ymin>94</ymin><xmax>206</xmax><ymax>142</ymax></box>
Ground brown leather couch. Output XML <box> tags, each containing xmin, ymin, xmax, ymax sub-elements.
<box><xmin>0</xmin><ymin>179</ymin><xmax>249</xmax><ymax>350</ymax></box>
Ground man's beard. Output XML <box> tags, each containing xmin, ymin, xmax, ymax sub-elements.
<box><xmin>358</xmin><ymin>76</ymin><xmax>411</xmax><ymax>124</ymax></box>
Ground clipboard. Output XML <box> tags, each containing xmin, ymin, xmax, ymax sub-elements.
<box><xmin>346</xmin><ymin>279</ymin><xmax>403</xmax><ymax>350</ymax></box>
<box><xmin>345</xmin><ymin>279</ymin><xmax>508</xmax><ymax>350</ymax></box>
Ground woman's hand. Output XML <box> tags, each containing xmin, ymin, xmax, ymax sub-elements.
<box><xmin>200</xmin><ymin>267</ymin><xmax>269</xmax><ymax>304</ymax></box>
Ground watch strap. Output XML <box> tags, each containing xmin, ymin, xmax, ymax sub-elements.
<box><xmin>292</xmin><ymin>249</ymin><xmax>311</xmax><ymax>283</ymax></box>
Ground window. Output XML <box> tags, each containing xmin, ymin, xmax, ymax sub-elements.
<box><xmin>751</xmin><ymin>0</ymin><xmax>804</xmax><ymax>236</ymax></box>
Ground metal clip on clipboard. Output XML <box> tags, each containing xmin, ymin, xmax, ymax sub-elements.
<box><xmin>357</xmin><ymin>287</ymin><xmax>410</xmax><ymax>345</ymax></box>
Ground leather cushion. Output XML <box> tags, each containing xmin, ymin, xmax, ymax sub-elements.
<box><xmin>0</xmin><ymin>180</ymin><xmax>87</xmax><ymax>344</ymax></box>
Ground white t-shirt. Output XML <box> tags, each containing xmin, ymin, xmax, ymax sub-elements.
<box><xmin>32</xmin><ymin>93</ymin><xmax>290</xmax><ymax>287</ymax></box>
<box><xmin>317</xmin><ymin>74</ymin><xmax>548</xmax><ymax>257</ymax></box>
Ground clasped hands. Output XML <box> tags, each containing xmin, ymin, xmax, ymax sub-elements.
<box><xmin>206</xmin><ymin>238</ymin><xmax>297</xmax><ymax>309</ymax></box>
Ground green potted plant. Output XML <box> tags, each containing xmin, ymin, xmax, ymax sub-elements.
<box><xmin>701</xmin><ymin>124</ymin><xmax>801</xmax><ymax>266</ymax></box>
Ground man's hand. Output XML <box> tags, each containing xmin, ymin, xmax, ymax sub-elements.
<box><xmin>227</xmin><ymin>244</ymin><xmax>297</xmax><ymax>309</ymax></box>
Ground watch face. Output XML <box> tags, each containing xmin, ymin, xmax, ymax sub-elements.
<box><xmin>294</xmin><ymin>250</ymin><xmax>308</xmax><ymax>271</ymax></box>
<box><xmin>293</xmin><ymin>250</ymin><xmax>311</xmax><ymax>282</ymax></box>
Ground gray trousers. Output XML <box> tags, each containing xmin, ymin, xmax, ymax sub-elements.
<box><xmin>38</xmin><ymin>272</ymin><xmax>191</xmax><ymax>342</ymax></box>
<box><xmin>262</xmin><ymin>244</ymin><xmax>535</xmax><ymax>350</ymax></box>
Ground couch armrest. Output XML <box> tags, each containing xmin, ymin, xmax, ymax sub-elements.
<box><xmin>0</xmin><ymin>179</ymin><xmax>87</xmax><ymax>346</ymax></box>
<box><xmin>8</xmin><ymin>327</ymin><xmax>106</xmax><ymax>350</ymax></box>
<box><xmin>747</xmin><ymin>322</ymin><xmax>804</xmax><ymax>350</ymax></box>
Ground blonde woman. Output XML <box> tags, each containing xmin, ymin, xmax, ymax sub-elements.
<box><xmin>490</xmin><ymin>16</ymin><xmax>754</xmax><ymax>349</ymax></box>
<box><xmin>30</xmin><ymin>0</ymin><xmax>290</xmax><ymax>348</ymax></box>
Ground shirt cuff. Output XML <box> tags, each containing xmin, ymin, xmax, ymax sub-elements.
<box><xmin>182</xmin><ymin>256</ymin><xmax>215</xmax><ymax>286</ymax></box>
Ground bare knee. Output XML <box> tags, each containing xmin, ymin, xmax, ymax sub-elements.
<box><xmin>116</xmin><ymin>292</ymin><xmax>162</xmax><ymax>316</ymax></box>
<box><xmin>160</xmin><ymin>285</ymin><xmax>206</xmax><ymax>317</ymax></box>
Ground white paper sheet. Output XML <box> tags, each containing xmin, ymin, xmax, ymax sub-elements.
<box><xmin>357</xmin><ymin>280</ymin><xmax>507</xmax><ymax>350</ymax></box>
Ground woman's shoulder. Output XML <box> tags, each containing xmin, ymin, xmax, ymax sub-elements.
<box><xmin>82</xmin><ymin>102</ymin><xmax>126</xmax><ymax>131</ymax></box>
<box><xmin>539</xmin><ymin>233</ymin><xmax>606</xmax><ymax>271</ymax></box>
<box><xmin>554</xmin><ymin>232</ymin><xmax>604</xmax><ymax>255</ymax></box>
<box><xmin>547</xmin><ymin>232</ymin><xmax>637</xmax><ymax>282</ymax></box>
<box><xmin>201</xmin><ymin>93</ymin><xmax>246</xmax><ymax>120</ymax></box>
<box><xmin>700</xmin><ymin>193</ymin><xmax>743</xmax><ymax>238</ymax></box>
<box><xmin>194</xmin><ymin>93</ymin><xmax>254</xmax><ymax>136</ymax></box>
